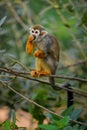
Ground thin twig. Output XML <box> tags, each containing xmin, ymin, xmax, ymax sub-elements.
<box><xmin>1</xmin><ymin>81</ymin><xmax>87</xmax><ymax>126</ymax></box>
<box><xmin>8</xmin><ymin>56</ymin><xmax>87</xmax><ymax>72</ymax></box>
<box><xmin>6</xmin><ymin>1</ymin><xmax>28</xmax><ymax>31</ymax></box>
<box><xmin>59</xmin><ymin>60</ymin><xmax>87</xmax><ymax>70</ymax></box>
<box><xmin>47</xmin><ymin>75</ymin><xmax>87</xmax><ymax>83</ymax></box>
<box><xmin>1</xmin><ymin>82</ymin><xmax>63</xmax><ymax>118</ymax></box>
<box><xmin>0</xmin><ymin>74</ymin><xmax>16</xmax><ymax>83</ymax></box>
<box><xmin>8</xmin><ymin>56</ymin><xmax>30</xmax><ymax>71</ymax></box>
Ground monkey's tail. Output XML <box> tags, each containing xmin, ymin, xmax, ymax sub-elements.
<box><xmin>49</xmin><ymin>77</ymin><xmax>71</xmax><ymax>90</ymax></box>
<box><xmin>49</xmin><ymin>77</ymin><xmax>74</xmax><ymax>107</ymax></box>
<box><xmin>49</xmin><ymin>77</ymin><xmax>60</xmax><ymax>90</ymax></box>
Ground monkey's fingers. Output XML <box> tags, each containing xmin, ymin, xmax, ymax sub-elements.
<box><xmin>34</xmin><ymin>50</ymin><xmax>45</xmax><ymax>58</ymax></box>
<box><xmin>28</xmin><ymin>35</ymin><xmax>35</xmax><ymax>42</ymax></box>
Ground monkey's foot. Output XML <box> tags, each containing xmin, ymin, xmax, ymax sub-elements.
<box><xmin>30</xmin><ymin>70</ymin><xmax>51</xmax><ymax>77</ymax></box>
<box><xmin>38</xmin><ymin>71</ymin><xmax>51</xmax><ymax>76</ymax></box>
<box><xmin>30</xmin><ymin>70</ymin><xmax>39</xmax><ymax>77</ymax></box>
<box><xmin>34</xmin><ymin>50</ymin><xmax>45</xmax><ymax>58</ymax></box>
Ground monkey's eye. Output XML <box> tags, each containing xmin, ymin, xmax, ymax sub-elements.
<box><xmin>35</xmin><ymin>31</ymin><xmax>38</xmax><ymax>33</ymax></box>
<box><xmin>35</xmin><ymin>30</ymin><xmax>40</xmax><ymax>35</ymax></box>
<box><xmin>32</xmin><ymin>30</ymin><xmax>34</xmax><ymax>33</ymax></box>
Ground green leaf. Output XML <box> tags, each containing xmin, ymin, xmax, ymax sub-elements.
<box><xmin>3</xmin><ymin>120</ymin><xmax>10</xmax><ymax>130</ymax></box>
<box><xmin>72</xmin><ymin>124</ymin><xmax>79</xmax><ymax>130</ymax></box>
<box><xmin>57</xmin><ymin>116</ymin><xmax>70</xmax><ymax>128</ymax></box>
<box><xmin>62</xmin><ymin>105</ymin><xmax>74</xmax><ymax>116</ymax></box>
<box><xmin>81</xmin><ymin>12</ymin><xmax>87</xmax><ymax>26</ymax></box>
<box><xmin>66</xmin><ymin>5</ymin><xmax>74</xmax><ymax>13</ymax></box>
<box><xmin>63</xmin><ymin>23</ymin><xmax>71</xmax><ymax>28</ymax></box>
<box><xmin>0</xmin><ymin>16</ymin><xmax>7</xmax><ymax>27</ymax></box>
<box><xmin>70</xmin><ymin>108</ymin><xmax>83</xmax><ymax>120</ymax></box>
<box><xmin>38</xmin><ymin>124</ymin><xmax>59</xmax><ymax>130</ymax></box>
<box><xmin>22</xmin><ymin>128</ymin><xmax>27</xmax><ymax>130</ymax></box>
<box><xmin>12</xmin><ymin>110</ymin><xmax>16</xmax><ymax>123</ymax></box>
<box><xmin>44</xmin><ymin>113</ymin><xmax>53</xmax><ymax>120</ymax></box>
<box><xmin>10</xmin><ymin>122</ymin><xmax>18</xmax><ymax>130</ymax></box>
<box><xmin>63</xmin><ymin>126</ymin><xmax>73</xmax><ymax>130</ymax></box>
<box><xmin>79</xmin><ymin>125</ymin><xmax>87</xmax><ymax>130</ymax></box>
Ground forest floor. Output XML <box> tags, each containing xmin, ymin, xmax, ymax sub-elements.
<box><xmin>0</xmin><ymin>106</ymin><xmax>65</xmax><ymax>130</ymax></box>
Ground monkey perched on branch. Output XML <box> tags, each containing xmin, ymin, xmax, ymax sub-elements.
<box><xmin>26</xmin><ymin>24</ymin><xmax>60</xmax><ymax>90</ymax></box>
<box><xmin>26</xmin><ymin>24</ymin><xmax>71</xmax><ymax>91</ymax></box>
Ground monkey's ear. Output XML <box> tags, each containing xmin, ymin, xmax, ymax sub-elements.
<box><xmin>41</xmin><ymin>30</ymin><xmax>48</xmax><ymax>36</ymax></box>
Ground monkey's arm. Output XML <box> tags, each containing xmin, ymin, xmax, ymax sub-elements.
<box><xmin>26</xmin><ymin>35</ymin><xmax>46</xmax><ymax>58</ymax></box>
<box><xmin>26</xmin><ymin>35</ymin><xmax>34</xmax><ymax>54</ymax></box>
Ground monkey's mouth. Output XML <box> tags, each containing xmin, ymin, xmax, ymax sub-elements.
<box><xmin>32</xmin><ymin>35</ymin><xmax>36</xmax><ymax>40</ymax></box>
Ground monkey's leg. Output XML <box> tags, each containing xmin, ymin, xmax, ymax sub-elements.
<box><xmin>30</xmin><ymin>58</ymin><xmax>42</xmax><ymax>77</ymax></box>
<box><xmin>37</xmin><ymin>60</ymin><xmax>52</xmax><ymax>76</ymax></box>
<box><xmin>31</xmin><ymin>70</ymin><xmax>51</xmax><ymax>77</ymax></box>
<box><xmin>31</xmin><ymin>58</ymin><xmax>51</xmax><ymax>77</ymax></box>
<box><xmin>34</xmin><ymin>50</ymin><xmax>45</xmax><ymax>58</ymax></box>
<box><xmin>38</xmin><ymin>71</ymin><xmax>51</xmax><ymax>76</ymax></box>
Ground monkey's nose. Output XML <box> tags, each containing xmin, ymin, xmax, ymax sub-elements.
<box><xmin>33</xmin><ymin>35</ymin><xmax>36</xmax><ymax>40</ymax></box>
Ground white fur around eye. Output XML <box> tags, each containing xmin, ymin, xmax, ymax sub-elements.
<box><xmin>35</xmin><ymin>29</ymin><xmax>40</xmax><ymax>35</ymax></box>
<box><xmin>29</xmin><ymin>28</ymin><xmax>34</xmax><ymax>34</ymax></box>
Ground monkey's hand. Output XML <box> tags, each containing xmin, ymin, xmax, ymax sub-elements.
<box><xmin>26</xmin><ymin>35</ymin><xmax>34</xmax><ymax>54</ymax></box>
<box><xmin>34</xmin><ymin>50</ymin><xmax>45</xmax><ymax>58</ymax></box>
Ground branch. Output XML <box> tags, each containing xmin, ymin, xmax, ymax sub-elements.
<box><xmin>59</xmin><ymin>60</ymin><xmax>87</xmax><ymax>70</ymax></box>
<box><xmin>1</xmin><ymin>67</ymin><xmax>87</xmax><ymax>82</ymax></box>
<box><xmin>47</xmin><ymin>75</ymin><xmax>87</xmax><ymax>83</ymax></box>
<box><xmin>0</xmin><ymin>67</ymin><xmax>87</xmax><ymax>98</ymax></box>
<box><xmin>1</xmin><ymin>81</ymin><xmax>87</xmax><ymax>126</ymax></box>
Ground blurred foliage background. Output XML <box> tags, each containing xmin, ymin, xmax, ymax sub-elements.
<box><xmin>0</xmin><ymin>0</ymin><xmax>87</xmax><ymax>128</ymax></box>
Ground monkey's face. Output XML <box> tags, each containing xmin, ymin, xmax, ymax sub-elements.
<box><xmin>29</xmin><ymin>28</ymin><xmax>40</xmax><ymax>40</ymax></box>
<box><xmin>29</xmin><ymin>25</ymin><xmax>47</xmax><ymax>42</ymax></box>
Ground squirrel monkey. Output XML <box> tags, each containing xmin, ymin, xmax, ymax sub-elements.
<box><xmin>26</xmin><ymin>24</ymin><xmax>73</xmax><ymax>107</ymax></box>
<box><xmin>26</xmin><ymin>24</ymin><xmax>70</xmax><ymax>90</ymax></box>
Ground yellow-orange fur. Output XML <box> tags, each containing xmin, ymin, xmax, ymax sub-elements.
<box><xmin>26</xmin><ymin>35</ymin><xmax>34</xmax><ymax>54</ymax></box>
<box><xmin>26</xmin><ymin>25</ymin><xmax>71</xmax><ymax>92</ymax></box>
<box><xmin>26</xmin><ymin>34</ymin><xmax>51</xmax><ymax>76</ymax></box>
<box><xmin>26</xmin><ymin>25</ymin><xmax>59</xmax><ymax>78</ymax></box>
<box><xmin>34</xmin><ymin>50</ymin><xmax>45</xmax><ymax>58</ymax></box>
<box><xmin>26</xmin><ymin>34</ymin><xmax>58</xmax><ymax>76</ymax></box>
<box><xmin>31</xmin><ymin>58</ymin><xmax>52</xmax><ymax>77</ymax></box>
<box><xmin>26</xmin><ymin>34</ymin><xmax>50</xmax><ymax>76</ymax></box>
